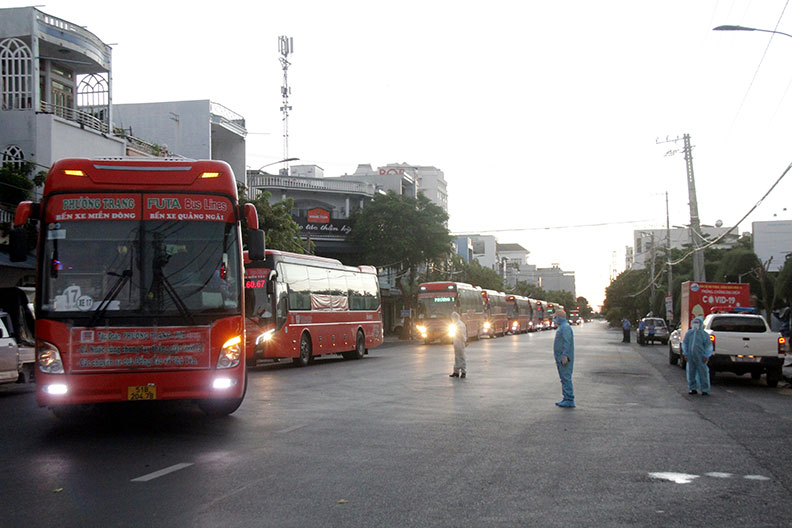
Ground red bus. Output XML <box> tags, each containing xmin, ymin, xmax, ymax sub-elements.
<box><xmin>416</xmin><ymin>282</ymin><xmax>484</xmax><ymax>344</ymax></box>
<box><xmin>506</xmin><ymin>294</ymin><xmax>532</xmax><ymax>334</ymax></box>
<box><xmin>10</xmin><ymin>158</ymin><xmax>262</xmax><ymax>416</ymax></box>
<box><xmin>244</xmin><ymin>250</ymin><xmax>383</xmax><ymax>366</ymax></box>
<box><xmin>535</xmin><ymin>300</ymin><xmax>548</xmax><ymax>329</ymax></box>
<box><xmin>481</xmin><ymin>289</ymin><xmax>508</xmax><ymax>338</ymax></box>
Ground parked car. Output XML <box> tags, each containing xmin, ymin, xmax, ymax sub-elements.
<box><xmin>638</xmin><ymin>317</ymin><xmax>669</xmax><ymax>345</ymax></box>
<box><xmin>703</xmin><ymin>312</ymin><xmax>785</xmax><ymax>387</ymax></box>
<box><xmin>668</xmin><ymin>325</ymin><xmax>683</xmax><ymax>366</ymax></box>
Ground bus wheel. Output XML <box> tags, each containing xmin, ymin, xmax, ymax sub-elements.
<box><xmin>344</xmin><ymin>331</ymin><xmax>366</xmax><ymax>360</ymax></box>
<box><xmin>199</xmin><ymin>373</ymin><xmax>247</xmax><ymax>416</ymax></box>
<box><xmin>294</xmin><ymin>333</ymin><xmax>312</xmax><ymax>367</ymax></box>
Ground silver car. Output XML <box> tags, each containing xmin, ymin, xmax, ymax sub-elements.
<box><xmin>668</xmin><ymin>326</ymin><xmax>684</xmax><ymax>367</ymax></box>
<box><xmin>638</xmin><ymin>317</ymin><xmax>669</xmax><ymax>345</ymax></box>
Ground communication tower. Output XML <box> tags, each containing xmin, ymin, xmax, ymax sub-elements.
<box><xmin>279</xmin><ymin>36</ymin><xmax>294</xmax><ymax>175</ymax></box>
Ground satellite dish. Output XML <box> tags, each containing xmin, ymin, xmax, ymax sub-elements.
<box><xmin>715</xmin><ymin>219</ymin><xmax>723</xmax><ymax>228</ymax></box>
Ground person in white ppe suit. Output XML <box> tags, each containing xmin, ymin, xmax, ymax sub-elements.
<box><xmin>449</xmin><ymin>312</ymin><xmax>467</xmax><ymax>378</ymax></box>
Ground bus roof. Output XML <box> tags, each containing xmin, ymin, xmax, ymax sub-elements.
<box><xmin>44</xmin><ymin>158</ymin><xmax>237</xmax><ymax>196</ymax></box>
<box><xmin>245</xmin><ymin>249</ymin><xmax>377</xmax><ymax>275</ymax></box>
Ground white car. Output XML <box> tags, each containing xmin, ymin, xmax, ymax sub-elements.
<box><xmin>0</xmin><ymin>312</ymin><xmax>21</xmax><ymax>384</ymax></box>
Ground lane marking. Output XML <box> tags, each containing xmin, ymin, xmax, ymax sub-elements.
<box><xmin>705</xmin><ymin>472</ymin><xmax>733</xmax><ymax>478</ymax></box>
<box><xmin>276</xmin><ymin>424</ymin><xmax>307</xmax><ymax>434</ymax></box>
<box><xmin>649</xmin><ymin>472</ymin><xmax>698</xmax><ymax>484</ymax></box>
<box><xmin>744</xmin><ymin>475</ymin><xmax>771</xmax><ymax>481</ymax></box>
<box><xmin>131</xmin><ymin>463</ymin><xmax>194</xmax><ymax>482</ymax></box>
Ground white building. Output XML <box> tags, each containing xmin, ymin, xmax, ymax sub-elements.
<box><xmin>753</xmin><ymin>220</ymin><xmax>792</xmax><ymax>272</ymax></box>
<box><xmin>536</xmin><ymin>265</ymin><xmax>576</xmax><ymax>296</ymax></box>
<box><xmin>340</xmin><ymin>162</ymin><xmax>447</xmax><ymax>213</ymax></box>
<box><xmin>0</xmin><ymin>6</ymin><xmax>125</xmax><ymax>199</ymax></box>
<box><xmin>497</xmin><ymin>243</ymin><xmax>538</xmax><ymax>288</ymax></box>
<box><xmin>630</xmin><ymin>226</ymin><xmax>739</xmax><ymax>270</ymax></box>
<box><xmin>113</xmin><ymin>100</ymin><xmax>247</xmax><ymax>185</ymax></box>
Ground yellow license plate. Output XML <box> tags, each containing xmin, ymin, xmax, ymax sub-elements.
<box><xmin>128</xmin><ymin>385</ymin><xmax>157</xmax><ymax>400</ymax></box>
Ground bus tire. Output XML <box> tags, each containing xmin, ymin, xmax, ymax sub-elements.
<box><xmin>293</xmin><ymin>333</ymin><xmax>312</xmax><ymax>367</ymax></box>
<box><xmin>344</xmin><ymin>330</ymin><xmax>366</xmax><ymax>360</ymax></box>
<box><xmin>199</xmin><ymin>372</ymin><xmax>247</xmax><ymax>416</ymax></box>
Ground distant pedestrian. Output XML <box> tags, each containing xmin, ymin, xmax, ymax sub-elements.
<box><xmin>622</xmin><ymin>318</ymin><xmax>631</xmax><ymax>343</ymax></box>
<box><xmin>682</xmin><ymin>316</ymin><xmax>713</xmax><ymax>395</ymax></box>
<box><xmin>647</xmin><ymin>320</ymin><xmax>656</xmax><ymax>345</ymax></box>
<box><xmin>449</xmin><ymin>312</ymin><xmax>467</xmax><ymax>379</ymax></box>
<box><xmin>553</xmin><ymin>309</ymin><xmax>575</xmax><ymax>407</ymax></box>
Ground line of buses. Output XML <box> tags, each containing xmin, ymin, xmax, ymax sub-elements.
<box><xmin>9</xmin><ymin>157</ymin><xmax>569</xmax><ymax>418</ymax></box>
<box><xmin>415</xmin><ymin>281</ymin><xmax>563</xmax><ymax>344</ymax></box>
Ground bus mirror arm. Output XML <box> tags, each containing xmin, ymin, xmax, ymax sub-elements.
<box><xmin>9</xmin><ymin>201</ymin><xmax>38</xmax><ymax>263</ymax></box>
<box><xmin>248</xmin><ymin>229</ymin><xmax>266</xmax><ymax>261</ymax></box>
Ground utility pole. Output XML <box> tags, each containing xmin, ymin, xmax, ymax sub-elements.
<box><xmin>656</xmin><ymin>133</ymin><xmax>706</xmax><ymax>282</ymax></box>
<box><xmin>278</xmin><ymin>36</ymin><xmax>294</xmax><ymax>176</ymax></box>
<box><xmin>649</xmin><ymin>232</ymin><xmax>656</xmax><ymax>314</ymax></box>
<box><xmin>666</xmin><ymin>191</ymin><xmax>674</xmax><ymax>320</ymax></box>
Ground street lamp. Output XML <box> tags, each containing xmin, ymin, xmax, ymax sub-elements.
<box><xmin>256</xmin><ymin>157</ymin><xmax>300</xmax><ymax>172</ymax></box>
<box><xmin>713</xmin><ymin>25</ymin><xmax>792</xmax><ymax>39</ymax></box>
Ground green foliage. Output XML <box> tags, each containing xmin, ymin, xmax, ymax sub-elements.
<box><xmin>458</xmin><ymin>259</ymin><xmax>504</xmax><ymax>291</ymax></box>
<box><xmin>601</xmin><ymin>269</ymin><xmax>651</xmax><ymax>326</ymax></box>
<box><xmin>0</xmin><ymin>161</ymin><xmax>35</xmax><ymax>206</ymax></box>
<box><xmin>238</xmin><ymin>184</ymin><xmax>309</xmax><ymax>254</ymax></box>
<box><xmin>575</xmin><ymin>296</ymin><xmax>593</xmax><ymax>319</ymax></box>
<box><xmin>350</xmin><ymin>191</ymin><xmax>451</xmax><ymax>270</ymax></box>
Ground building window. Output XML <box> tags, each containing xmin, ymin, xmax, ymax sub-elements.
<box><xmin>0</xmin><ymin>38</ymin><xmax>32</xmax><ymax>110</ymax></box>
<box><xmin>2</xmin><ymin>144</ymin><xmax>25</xmax><ymax>169</ymax></box>
<box><xmin>77</xmin><ymin>73</ymin><xmax>108</xmax><ymax>121</ymax></box>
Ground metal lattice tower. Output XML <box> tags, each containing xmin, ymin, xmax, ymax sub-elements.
<box><xmin>279</xmin><ymin>36</ymin><xmax>294</xmax><ymax>175</ymax></box>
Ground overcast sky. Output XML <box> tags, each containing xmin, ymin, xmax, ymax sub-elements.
<box><xmin>14</xmin><ymin>0</ymin><xmax>792</xmax><ymax>307</ymax></box>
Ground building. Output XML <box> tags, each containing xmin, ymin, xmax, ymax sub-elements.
<box><xmin>536</xmin><ymin>265</ymin><xmax>576</xmax><ymax>296</ymax></box>
<box><xmin>455</xmin><ymin>234</ymin><xmax>498</xmax><ymax>270</ymax></box>
<box><xmin>247</xmin><ymin>165</ymin><xmax>378</xmax><ymax>259</ymax></box>
<box><xmin>0</xmin><ymin>6</ymin><xmax>125</xmax><ymax>199</ymax></box>
<box><xmin>340</xmin><ymin>162</ymin><xmax>447</xmax><ymax>213</ymax></box>
<box><xmin>753</xmin><ymin>220</ymin><xmax>792</xmax><ymax>272</ymax></box>
<box><xmin>630</xmin><ymin>226</ymin><xmax>739</xmax><ymax>270</ymax></box>
<box><xmin>113</xmin><ymin>100</ymin><xmax>247</xmax><ymax>185</ymax></box>
<box><xmin>342</xmin><ymin>164</ymin><xmax>417</xmax><ymax>200</ymax></box>
<box><xmin>497</xmin><ymin>243</ymin><xmax>538</xmax><ymax>288</ymax></box>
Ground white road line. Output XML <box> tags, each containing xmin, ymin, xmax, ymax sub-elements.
<box><xmin>276</xmin><ymin>424</ymin><xmax>307</xmax><ymax>434</ymax></box>
<box><xmin>131</xmin><ymin>463</ymin><xmax>194</xmax><ymax>482</ymax></box>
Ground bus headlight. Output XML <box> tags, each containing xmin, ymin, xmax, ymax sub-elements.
<box><xmin>217</xmin><ymin>336</ymin><xmax>242</xmax><ymax>369</ymax></box>
<box><xmin>448</xmin><ymin>323</ymin><xmax>457</xmax><ymax>337</ymax></box>
<box><xmin>37</xmin><ymin>340</ymin><xmax>64</xmax><ymax>374</ymax></box>
<box><xmin>416</xmin><ymin>325</ymin><xmax>427</xmax><ymax>338</ymax></box>
<box><xmin>255</xmin><ymin>329</ymin><xmax>274</xmax><ymax>346</ymax></box>
<box><xmin>483</xmin><ymin>321</ymin><xmax>491</xmax><ymax>331</ymax></box>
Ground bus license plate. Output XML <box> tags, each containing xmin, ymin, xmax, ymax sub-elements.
<box><xmin>128</xmin><ymin>385</ymin><xmax>157</xmax><ymax>400</ymax></box>
<box><xmin>734</xmin><ymin>356</ymin><xmax>760</xmax><ymax>363</ymax></box>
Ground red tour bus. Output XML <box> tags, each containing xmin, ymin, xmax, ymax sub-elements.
<box><xmin>244</xmin><ymin>250</ymin><xmax>383</xmax><ymax>366</ymax></box>
<box><xmin>480</xmin><ymin>289</ymin><xmax>508</xmax><ymax>338</ymax></box>
<box><xmin>10</xmin><ymin>158</ymin><xmax>265</xmax><ymax>416</ymax></box>
<box><xmin>415</xmin><ymin>282</ymin><xmax>484</xmax><ymax>344</ymax></box>
<box><xmin>506</xmin><ymin>294</ymin><xmax>532</xmax><ymax>334</ymax></box>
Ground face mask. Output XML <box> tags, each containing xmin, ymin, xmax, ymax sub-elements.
<box><xmin>692</xmin><ymin>321</ymin><xmax>701</xmax><ymax>330</ymax></box>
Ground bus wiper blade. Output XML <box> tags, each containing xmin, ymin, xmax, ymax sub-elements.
<box><xmin>88</xmin><ymin>270</ymin><xmax>132</xmax><ymax>327</ymax></box>
<box><xmin>152</xmin><ymin>269</ymin><xmax>195</xmax><ymax>325</ymax></box>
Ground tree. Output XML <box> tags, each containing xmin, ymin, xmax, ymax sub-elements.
<box><xmin>575</xmin><ymin>296</ymin><xmax>593</xmax><ymax>319</ymax></box>
<box><xmin>601</xmin><ymin>269</ymin><xmax>651</xmax><ymax>326</ymax></box>
<box><xmin>350</xmin><ymin>191</ymin><xmax>452</xmax><ymax>308</ymax></box>
<box><xmin>238</xmin><ymin>184</ymin><xmax>309</xmax><ymax>254</ymax></box>
<box><xmin>458</xmin><ymin>259</ymin><xmax>504</xmax><ymax>291</ymax></box>
<box><xmin>0</xmin><ymin>161</ymin><xmax>35</xmax><ymax>207</ymax></box>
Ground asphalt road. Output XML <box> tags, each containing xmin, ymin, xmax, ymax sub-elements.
<box><xmin>1</xmin><ymin>321</ymin><xmax>792</xmax><ymax>527</ymax></box>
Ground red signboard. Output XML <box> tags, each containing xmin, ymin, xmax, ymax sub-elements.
<box><xmin>44</xmin><ymin>194</ymin><xmax>234</xmax><ymax>223</ymax></box>
<box><xmin>307</xmin><ymin>208</ymin><xmax>330</xmax><ymax>223</ymax></box>
<box><xmin>70</xmin><ymin>326</ymin><xmax>211</xmax><ymax>372</ymax></box>
<box><xmin>680</xmin><ymin>281</ymin><xmax>752</xmax><ymax>333</ymax></box>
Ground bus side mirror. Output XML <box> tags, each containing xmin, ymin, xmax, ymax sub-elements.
<box><xmin>243</xmin><ymin>203</ymin><xmax>259</xmax><ymax>230</ymax></box>
<box><xmin>9</xmin><ymin>228</ymin><xmax>28</xmax><ymax>262</ymax></box>
<box><xmin>248</xmin><ymin>229</ymin><xmax>266</xmax><ymax>261</ymax></box>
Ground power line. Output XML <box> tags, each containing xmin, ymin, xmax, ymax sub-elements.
<box><xmin>455</xmin><ymin>219</ymin><xmax>653</xmax><ymax>234</ymax></box>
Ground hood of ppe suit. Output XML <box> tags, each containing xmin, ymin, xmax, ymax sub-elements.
<box><xmin>451</xmin><ymin>312</ymin><xmax>461</xmax><ymax>322</ymax></box>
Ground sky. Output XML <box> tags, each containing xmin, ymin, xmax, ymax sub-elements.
<box><xmin>11</xmin><ymin>0</ymin><xmax>792</xmax><ymax>308</ymax></box>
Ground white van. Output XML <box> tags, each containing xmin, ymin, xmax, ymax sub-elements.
<box><xmin>0</xmin><ymin>312</ymin><xmax>21</xmax><ymax>384</ymax></box>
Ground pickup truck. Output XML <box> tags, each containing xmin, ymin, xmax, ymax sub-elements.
<box><xmin>703</xmin><ymin>313</ymin><xmax>786</xmax><ymax>387</ymax></box>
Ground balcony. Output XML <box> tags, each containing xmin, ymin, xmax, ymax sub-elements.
<box><xmin>248</xmin><ymin>174</ymin><xmax>377</xmax><ymax>196</ymax></box>
<box><xmin>210</xmin><ymin>102</ymin><xmax>246</xmax><ymax>138</ymax></box>
<box><xmin>40</xmin><ymin>101</ymin><xmax>108</xmax><ymax>134</ymax></box>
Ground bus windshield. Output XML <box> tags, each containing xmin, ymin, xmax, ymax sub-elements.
<box><xmin>41</xmin><ymin>220</ymin><xmax>240</xmax><ymax>320</ymax></box>
<box><xmin>417</xmin><ymin>295</ymin><xmax>457</xmax><ymax>319</ymax></box>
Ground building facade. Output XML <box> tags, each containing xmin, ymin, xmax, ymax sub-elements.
<box><xmin>630</xmin><ymin>226</ymin><xmax>739</xmax><ymax>270</ymax></box>
<box><xmin>753</xmin><ymin>220</ymin><xmax>792</xmax><ymax>272</ymax></box>
<box><xmin>113</xmin><ymin>100</ymin><xmax>247</xmax><ymax>185</ymax></box>
<box><xmin>0</xmin><ymin>6</ymin><xmax>125</xmax><ymax>200</ymax></box>
<box><xmin>536</xmin><ymin>265</ymin><xmax>576</xmax><ymax>296</ymax></box>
